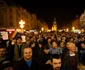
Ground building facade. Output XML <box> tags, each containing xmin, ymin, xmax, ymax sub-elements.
<box><xmin>72</xmin><ymin>15</ymin><xmax>80</xmax><ymax>29</ymax></box>
<box><xmin>79</xmin><ymin>11</ymin><xmax>85</xmax><ymax>29</ymax></box>
<box><xmin>0</xmin><ymin>6</ymin><xmax>31</xmax><ymax>29</ymax></box>
<box><xmin>52</xmin><ymin>18</ymin><xmax>57</xmax><ymax>31</ymax></box>
<box><xmin>0</xmin><ymin>5</ymin><xmax>48</xmax><ymax>31</ymax></box>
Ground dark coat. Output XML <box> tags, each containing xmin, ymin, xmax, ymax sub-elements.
<box><xmin>13</xmin><ymin>58</ymin><xmax>41</xmax><ymax>70</ymax></box>
<box><xmin>13</xmin><ymin>43</ymin><xmax>26</xmax><ymax>61</ymax></box>
<box><xmin>0</xmin><ymin>57</ymin><xmax>12</xmax><ymax>70</ymax></box>
<box><xmin>61</xmin><ymin>51</ymin><xmax>78</xmax><ymax>70</ymax></box>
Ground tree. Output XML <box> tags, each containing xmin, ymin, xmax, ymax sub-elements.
<box><xmin>80</xmin><ymin>11</ymin><xmax>85</xmax><ymax>29</ymax></box>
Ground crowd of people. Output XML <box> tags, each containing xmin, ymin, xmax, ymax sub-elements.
<box><xmin>0</xmin><ymin>32</ymin><xmax>85</xmax><ymax>70</ymax></box>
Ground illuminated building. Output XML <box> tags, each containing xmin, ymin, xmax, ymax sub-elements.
<box><xmin>52</xmin><ymin>18</ymin><xmax>57</xmax><ymax>31</ymax></box>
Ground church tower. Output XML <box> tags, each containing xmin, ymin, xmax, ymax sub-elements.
<box><xmin>52</xmin><ymin>18</ymin><xmax>57</xmax><ymax>31</ymax></box>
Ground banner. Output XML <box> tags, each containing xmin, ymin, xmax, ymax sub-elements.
<box><xmin>1</xmin><ymin>31</ymin><xmax>8</xmax><ymax>40</ymax></box>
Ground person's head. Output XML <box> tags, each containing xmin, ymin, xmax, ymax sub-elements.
<box><xmin>29</xmin><ymin>36</ymin><xmax>34</xmax><ymax>41</ymax></box>
<box><xmin>81</xmin><ymin>42</ymin><xmax>85</xmax><ymax>48</ymax></box>
<box><xmin>68</xmin><ymin>42</ymin><xmax>76</xmax><ymax>53</ymax></box>
<box><xmin>51</xmin><ymin>54</ymin><xmax>61</xmax><ymax>70</ymax></box>
<box><xmin>66</xmin><ymin>42</ymin><xmax>70</xmax><ymax>49</ymax></box>
<box><xmin>69</xmin><ymin>37</ymin><xmax>74</xmax><ymax>42</ymax></box>
<box><xmin>26</xmin><ymin>40</ymin><xmax>31</xmax><ymax>45</ymax></box>
<box><xmin>11</xmin><ymin>38</ymin><xmax>16</xmax><ymax>45</ymax></box>
<box><xmin>47</xmin><ymin>37</ymin><xmax>51</xmax><ymax>43</ymax></box>
<box><xmin>38</xmin><ymin>41</ymin><xmax>43</xmax><ymax>48</ymax></box>
<box><xmin>60</xmin><ymin>41</ymin><xmax>64</xmax><ymax>47</ymax></box>
<box><xmin>81</xmin><ymin>37</ymin><xmax>85</xmax><ymax>41</ymax></box>
<box><xmin>16</xmin><ymin>36</ymin><xmax>22</xmax><ymax>44</ymax></box>
<box><xmin>43</xmin><ymin>47</ymin><xmax>50</xmax><ymax>54</ymax></box>
<box><xmin>23</xmin><ymin>46</ymin><xmax>32</xmax><ymax>61</ymax></box>
<box><xmin>0</xmin><ymin>44</ymin><xmax>6</xmax><ymax>58</ymax></box>
<box><xmin>52</xmin><ymin>40</ymin><xmax>57</xmax><ymax>48</ymax></box>
<box><xmin>62</xmin><ymin>36</ymin><xmax>66</xmax><ymax>41</ymax></box>
<box><xmin>51</xmin><ymin>35</ymin><xmax>54</xmax><ymax>40</ymax></box>
<box><xmin>29</xmin><ymin>42</ymin><xmax>35</xmax><ymax>48</ymax></box>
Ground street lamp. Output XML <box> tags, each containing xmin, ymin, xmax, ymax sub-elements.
<box><xmin>19</xmin><ymin>20</ymin><xmax>25</xmax><ymax>33</ymax></box>
<box><xmin>41</xmin><ymin>27</ymin><xmax>44</xmax><ymax>31</ymax></box>
<box><xmin>66</xmin><ymin>28</ymin><xmax>69</xmax><ymax>32</ymax></box>
<box><xmin>72</xmin><ymin>27</ymin><xmax>75</xmax><ymax>30</ymax></box>
<box><xmin>72</xmin><ymin>27</ymin><xmax>75</xmax><ymax>32</ymax></box>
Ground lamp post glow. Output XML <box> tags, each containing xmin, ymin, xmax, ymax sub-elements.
<box><xmin>72</xmin><ymin>27</ymin><xmax>75</xmax><ymax>30</ymax></box>
<box><xmin>72</xmin><ymin>27</ymin><xmax>75</xmax><ymax>32</ymax></box>
<box><xmin>41</xmin><ymin>27</ymin><xmax>44</xmax><ymax>31</ymax></box>
<box><xmin>19</xmin><ymin>20</ymin><xmax>25</xmax><ymax>33</ymax></box>
<box><xmin>66</xmin><ymin>28</ymin><xmax>69</xmax><ymax>32</ymax></box>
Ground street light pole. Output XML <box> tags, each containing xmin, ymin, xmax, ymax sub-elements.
<box><xmin>19</xmin><ymin>20</ymin><xmax>25</xmax><ymax>33</ymax></box>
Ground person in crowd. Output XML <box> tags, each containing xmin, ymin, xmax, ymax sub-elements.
<box><xmin>61</xmin><ymin>36</ymin><xmax>66</xmax><ymax>44</ymax></box>
<box><xmin>43</xmin><ymin>34</ymin><xmax>48</xmax><ymax>46</ymax></box>
<box><xmin>0</xmin><ymin>38</ymin><xmax>4</xmax><ymax>45</ymax></box>
<box><xmin>46</xmin><ymin>54</ymin><xmax>62</xmax><ymax>70</ymax></box>
<box><xmin>13</xmin><ymin>46</ymin><xmax>41</xmax><ymax>70</ymax></box>
<box><xmin>51</xmin><ymin>35</ymin><xmax>56</xmax><ymax>43</ymax></box>
<box><xmin>13</xmin><ymin>36</ymin><xmax>26</xmax><ymax>61</ymax></box>
<box><xmin>62</xmin><ymin>42</ymin><xmax>78</xmax><ymax>70</ymax></box>
<box><xmin>37</xmin><ymin>41</ymin><xmax>44</xmax><ymax>63</ymax></box>
<box><xmin>45</xmin><ymin>37</ymin><xmax>52</xmax><ymax>49</ymax></box>
<box><xmin>7</xmin><ymin>38</ymin><xmax>17</xmax><ymax>62</ymax></box>
<box><xmin>0</xmin><ymin>44</ymin><xmax>7</xmax><ymax>61</ymax></box>
<box><xmin>79</xmin><ymin>50</ymin><xmax>85</xmax><ymax>70</ymax></box>
<box><xmin>49</xmin><ymin>40</ymin><xmax>62</xmax><ymax>54</ymax></box>
<box><xmin>29</xmin><ymin>41</ymin><xmax>38</xmax><ymax>58</ymax></box>
<box><xmin>59</xmin><ymin>41</ymin><xmax>65</xmax><ymax>51</ymax></box>
<box><xmin>42</xmin><ymin>46</ymin><xmax>51</xmax><ymax>65</ymax></box>
<box><xmin>69</xmin><ymin>37</ymin><xmax>74</xmax><ymax>43</ymax></box>
<box><xmin>79</xmin><ymin>42</ymin><xmax>85</xmax><ymax>54</ymax></box>
<box><xmin>26</xmin><ymin>40</ymin><xmax>31</xmax><ymax>46</ymax></box>
<box><xmin>29</xmin><ymin>36</ymin><xmax>34</xmax><ymax>43</ymax></box>
<box><xmin>0</xmin><ymin>44</ymin><xmax>12</xmax><ymax>70</ymax></box>
<box><xmin>62</xmin><ymin>42</ymin><xmax>70</xmax><ymax>57</ymax></box>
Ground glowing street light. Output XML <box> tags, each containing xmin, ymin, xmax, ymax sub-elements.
<box><xmin>19</xmin><ymin>20</ymin><xmax>25</xmax><ymax>28</ymax></box>
<box><xmin>20</xmin><ymin>25</ymin><xmax>24</xmax><ymax>29</ymax></box>
<box><xmin>41</xmin><ymin>27</ymin><xmax>44</xmax><ymax>31</ymax></box>
<box><xmin>72</xmin><ymin>27</ymin><xmax>75</xmax><ymax>30</ymax></box>
<box><xmin>66</xmin><ymin>28</ymin><xmax>69</xmax><ymax>32</ymax></box>
<box><xmin>19</xmin><ymin>20</ymin><xmax>25</xmax><ymax>32</ymax></box>
<box><xmin>72</xmin><ymin>27</ymin><xmax>75</xmax><ymax>32</ymax></box>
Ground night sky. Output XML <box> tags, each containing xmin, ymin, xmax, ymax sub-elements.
<box><xmin>3</xmin><ymin>0</ymin><xmax>85</xmax><ymax>28</ymax></box>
